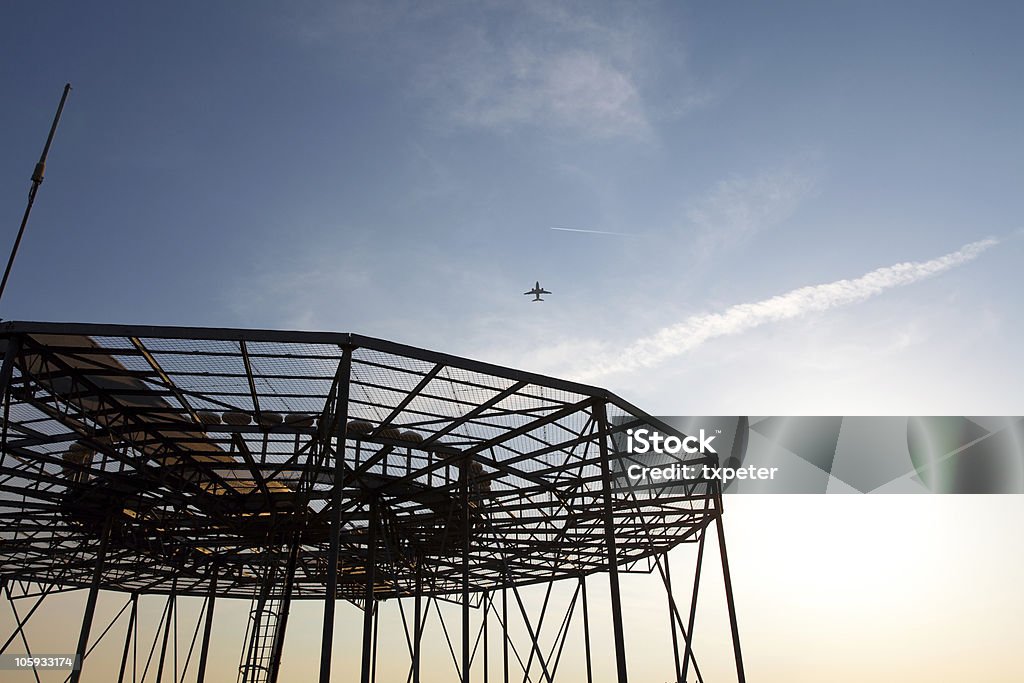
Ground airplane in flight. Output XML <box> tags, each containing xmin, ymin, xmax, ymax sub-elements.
<box><xmin>524</xmin><ymin>281</ymin><xmax>551</xmax><ymax>302</ymax></box>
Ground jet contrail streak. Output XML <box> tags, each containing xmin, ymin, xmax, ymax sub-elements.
<box><xmin>575</xmin><ymin>237</ymin><xmax>998</xmax><ymax>380</ymax></box>
<box><xmin>551</xmin><ymin>227</ymin><xmax>636</xmax><ymax>237</ymax></box>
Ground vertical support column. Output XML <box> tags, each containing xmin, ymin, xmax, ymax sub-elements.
<box><xmin>594</xmin><ymin>400</ymin><xmax>628</xmax><ymax>683</ymax></box>
<box><xmin>196</xmin><ymin>570</ymin><xmax>218</xmax><ymax>683</ymax></box>
<box><xmin>70</xmin><ymin>513</ymin><xmax>113</xmax><ymax>683</ymax></box>
<box><xmin>461</xmin><ymin>457</ymin><xmax>470</xmax><ymax>683</ymax></box>
<box><xmin>360</xmin><ymin>496</ymin><xmax>379</xmax><ymax>683</ymax></box>
<box><xmin>681</xmin><ymin>522</ymin><xmax>706</xmax><ymax>683</ymax></box>
<box><xmin>269</xmin><ymin>537</ymin><xmax>301</xmax><ymax>683</ymax></box>
<box><xmin>714</xmin><ymin>483</ymin><xmax>745</xmax><ymax>683</ymax></box>
<box><xmin>320</xmin><ymin>347</ymin><xmax>353</xmax><ymax>683</ymax></box>
<box><xmin>483</xmin><ymin>590</ymin><xmax>489</xmax><ymax>683</ymax></box>
<box><xmin>663</xmin><ymin>553</ymin><xmax>681</xmax><ymax>682</ymax></box>
<box><xmin>0</xmin><ymin>335</ymin><xmax>22</xmax><ymax>468</ymax></box>
<box><xmin>502</xmin><ymin>582</ymin><xmax>509</xmax><ymax>683</ymax></box>
<box><xmin>0</xmin><ymin>335</ymin><xmax>20</xmax><ymax>398</ymax></box>
<box><xmin>116</xmin><ymin>593</ymin><xmax>138</xmax><ymax>683</ymax></box>
<box><xmin>412</xmin><ymin>559</ymin><xmax>423</xmax><ymax>683</ymax></box>
<box><xmin>370</xmin><ymin>601</ymin><xmax>380</xmax><ymax>683</ymax></box>
<box><xmin>154</xmin><ymin>578</ymin><xmax>177</xmax><ymax>683</ymax></box>
<box><xmin>580</xmin><ymin>574</ymin><xmax>593</xmax><ymax>683</ymax></box>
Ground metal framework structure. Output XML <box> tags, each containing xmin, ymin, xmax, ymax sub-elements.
<box><xmin>0</xmin><ymin>321</ymin><xmax>745</xmax><ymax>682</ymax></box>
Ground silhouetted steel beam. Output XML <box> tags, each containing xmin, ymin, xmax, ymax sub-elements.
<box><xmin>662</xmin><ymin>553</ymin><xmax>681</xmax><ymax>682</ymax></box>
<box><xmin>319</xmin><ymin>346</ymin><xmax>352</xmax><ymax>683</ymax></box>
<box><xmin>413</xmin><ymin>559</ymin><xmax>423</xmax><ymax>683</ymax></box>
<box><xmin>681</xmin><ymin>518</ymin><xmax>707</xmax><ymax>683</ymax></box>
<box><xmin>70</xmin><ymin>514</ymin><xmax>113</xmax><ymax>683</ymax></box>
<box><xmin>196</xmin><ymin>572</ymin><xmax>217</xmax><ymax>683</ymax></box>
<box><xmin>580</xmin><ymin>574</ymin><xmax>593</xmax><ymax>683</ymax></box>
<box><xmin>269</xmin><ymin>537</ymin><xmax>301</xmax><ymax>683</ymax></box>
<box><xmin>715</xmin><ymin>483</ymin><xmax>746</xmax><ymax>683</ymax></box>
<box><xmin>595</xmin><ymin>400</ymin><xmax>628</xmax><ymax>683</ymax></box>
<box><xmin>361</xmin><ymin>496</ymin><xmax>379</xmax><ymax>683</ymax></box>
<box><xmin>153</xmin><ymin>577</ymin><xmax>176</xmax><ymax>683</ymax></box>
<box><xmin>461</xmin><ymin>460</ymin><xmax>471</xmax><ymax>683</ymax></box>
<box><xmin>115</xmin><ymin>593</ymin><xmax>137</xmax><ymax>683</ymax></box>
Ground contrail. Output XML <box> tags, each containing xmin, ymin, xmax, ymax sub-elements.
<box><xmin>576</xmin><ymin>237</ymin><xmax>998</xmax><ymax>380</ymax></box>
<box><xmin>551</xmin><ymin>227</ymin><xmax>636</xmax><ymax>237</ymax></box>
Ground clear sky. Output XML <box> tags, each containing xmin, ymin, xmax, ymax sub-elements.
<box><xmin>2</xmin><ymin>2</ymin><xmax>1023</xmax><ymax>681</ymax></box>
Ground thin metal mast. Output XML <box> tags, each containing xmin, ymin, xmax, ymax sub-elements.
<box><xmin>0</xmin><ymin>83</ymin><xmax>72</xmax><ymax>305</ymax></box>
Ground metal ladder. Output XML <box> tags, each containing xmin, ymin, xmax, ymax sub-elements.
<box><xmin>238</xmin><ymin>596</ymin><xmax>283</xmax><ymax>683</ymax></box>
<box><xmin>238</xmin><ymin>558</ymin><xmax>287</xmax><ymax>683</ymax></box>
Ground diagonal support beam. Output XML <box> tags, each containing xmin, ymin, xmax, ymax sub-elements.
<box><xmin>130</xmin><ymin>337</ymin><xmax>201</xmax><ymax>425</ymax></box>
<box><xmin>238</xmin><ymin>340</ymin><xmax>263</xmax><ymax>426</ymax></box>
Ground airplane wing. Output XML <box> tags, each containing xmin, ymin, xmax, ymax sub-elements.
<box><xmin>539</xmin><ymin>288</ymin><xmax>551</xmax><ymax>294</ymax></box>
<box><xmin>523</xmin><ymin>290</ymin><xmax>533</xmax><ymax>296</ymax></box>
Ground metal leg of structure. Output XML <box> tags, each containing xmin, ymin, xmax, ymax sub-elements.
<box><xmin>319</xmin><ymin>347</ymin><xmax>353</xmax><ymax>683</ymax></box>
<box><xmin>0</xmin><ymin>335</ymin><xmax>20</xmax><ymax>400</ymax></box>
<box><xmin>142</xmin><ymin>594</ymin><xmax>176</xmax><ymax>683</ymax></box>
<box><xmin>0</xmin><ymin>335</ymin><xmax>20</xmax><ymax>462</ymax></box>
<box><xmin>116</xmin><ymin>593</ymin><xmax>138</xmax><ymax>683</ymax></box>
<box><xmin>196</xmin><ymin>571</ymin><xmax>218</xmax><ymax>683</ymax></box>
<box><xmin>580</xmin><ymin>574</ymin><xmax>593</xmax><ymax>683</ymax></box>
<box><xmin>361</xmin><ymin>496</ymin><xmax>379</xmax><ymax>683</ymax></box>
<box><xmin>662</xmin><ymin>553</ymin><xmax>681</xmax><ymax>682</ymax></box>
<box><xmin>502</xmin><ymin>582</ymin><xmax>509</xmax><ymax>683</ymax></box>
<box><xmin>154</xmin><ymin>578</ymin><xmax>177</xmax><ymax>683</ymax></box>
<box><xmin>413</xmin><ymin>561</ymin><xmax>423</xmax><ymax>683</ymax></box>
<box><xmin>594</xmin><ymin>400</ymin><xmax>628</xmax><ymax>683</ymax></box>
<box><xmin>70</xmin><ymin>514</ymin><xmax>113</xmax><ymax>683</ymax></box>
<box><xmin>519</xmin><ymin>580</ymin><xmax>553</xmax><ymax>682</ymax></box>
<box><xmin>269</xmin><ymin>536</ymin><xmax>300</xmax><ymax>683</ymax></box>
<box><xmin>548</xmin><ymin>580</ymin><xmax>582</xmax><ymax>680</ymax></box>
<box><xmin>511</xmin><ymin>583</ymin><xmax>553</xmax><ymax>683</ymax></box>
<box><xmin>681</xmin><ymin>523</ymin><xmax>706</xmax><ymax>683</ymax></box>
<box><xmin>715</xmin><ymin>485</ymin><xmax>745</xmax><ymax>683</ymax></box>
<box><xmin>461</xmin><ymin>460</ymin><xmax>470</xmax><ymax>683</ymax></box>
<box><xmin>483</xmin><ymin>590</ymin><xmax>489</xmax><ymax>683</ymax></box>
<box><xmin>371</xmin><ymin>601</ymin><xmax>380</xmax><ymax>683</ymax></box>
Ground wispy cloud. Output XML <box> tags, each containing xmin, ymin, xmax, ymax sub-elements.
<box><xmin>411</xmin><ymin>3</ymin><xmax>699</xmax><ymax>139</ymax></box>
<box><xmin>437</xmin><ymin>46</ymin><xmax>648</xmax><ymax>138</ymax></box>
<box><xmin>572</xmin><ymin>238</ymin><xmax>998</xmax><ymax>380</ymax></box>
<box><xmin>687</xmin><ymin>165</ymin><xmax>817</xmax><ymax>256</ymax></box>
<box><xmin>414</xmin><ymin>12</ymin><xmax>650</xmax><ymax>139</ymax></box>
<box><xmin>289</xmin><ymin>2</ymin><xmax>704</xmax><ymax>139</ymax></box>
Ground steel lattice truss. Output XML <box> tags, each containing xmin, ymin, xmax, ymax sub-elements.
<box><xmin>0</xmin><ymin>322</ymin><xmax>718</xmax><ymax>603</ymax></box>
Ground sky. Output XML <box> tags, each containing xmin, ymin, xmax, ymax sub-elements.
<box><xmin>2</xmin><ymin>2</ymin><xmax>1024</xmax><ymax>681</ymax></box>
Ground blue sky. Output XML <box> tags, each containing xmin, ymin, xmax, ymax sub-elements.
<box><xmin>2</xmin><ymin>1</ymin><xmax>1023</xmax><ymax>413</ymax></box>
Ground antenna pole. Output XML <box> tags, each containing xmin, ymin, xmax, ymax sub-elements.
<box><xmin>0</xmin><ymin>82</ymin><xmax>72</xmax><ymax>306</ymax></box>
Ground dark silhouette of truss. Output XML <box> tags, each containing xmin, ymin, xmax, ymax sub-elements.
<box><xmin>0</xmin><ymin>321</ymin><xmax>744</xmax><ymax>683</ymax></box>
